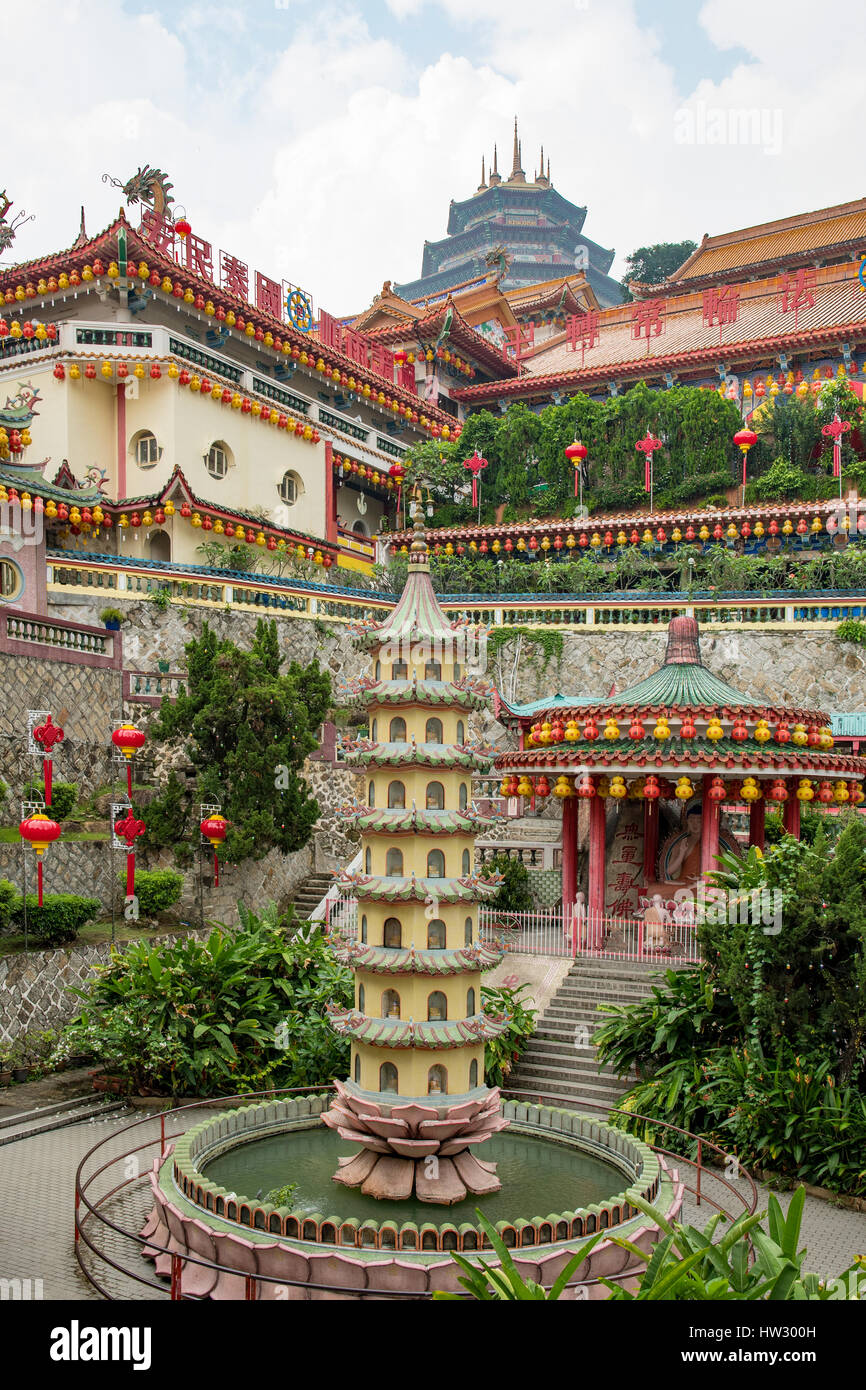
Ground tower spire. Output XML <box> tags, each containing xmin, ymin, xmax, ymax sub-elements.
<box><xmin>477</xmin><ymin>154</ymin><xmax>487</xmax><ymax>192</ymax></box>
<box><xmin>489</xmin><ymin>143</ymin><xmax>501</xmax><ymax>186</ymax></box>
<box><xmin>508</xmin><ymin>117</ymin><xmax>525</xmax><ymax>182</ymax></box>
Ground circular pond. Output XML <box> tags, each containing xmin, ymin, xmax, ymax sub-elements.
<box><xmin>202</xmin><ymin>1124</ymin><xmax>625</xmax><ymax>1227</ymax></box>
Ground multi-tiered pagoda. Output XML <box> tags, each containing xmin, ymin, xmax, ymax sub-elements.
<box><xmin>322</xmin><ymin>515</ymin><xmax>511</xmax><ymax>1204</ymax></box>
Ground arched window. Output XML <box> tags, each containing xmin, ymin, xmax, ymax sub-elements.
<box><xmin>388</xmin><ymin>781</ymin><xmax>405</xmax><ymax>809</ymax></box>
<box><xmin>354</xmin><ymin>1055</ymin><xmax>361</xmax><ymax>1083</ymax></box>
<box><xmin>425</xmin><ymin>660</ymin><xmax>442</xmax><ymax>680</ymax></box>
<box><xmin>428</xmin><ymin>1064</ymin><xmax>447</xmax><ymax>1096</ymax></box>
<box><xmin>149</xmin><ymin>530</ymin><xmax>171</xmax><ymax>563</ymax></box>
<box><xmin>382</xmin><ymin>989</ymin><xmax>401</xmax><ymax>1018</ymax></box>
<box><xmin>368</xmin><ymin>781</ymin><xmax>375</xmax><ymax>808</ymax></box>
<box><xmin>469</xmin><ymin>1059</ymin><xmax>478</xmax><ymax>1088</ymax></box>
<box><xmin>0</xmin><ymin>559</ymin><xmax>22</xmax><ymax>601</ymax></box>
<box><xmin>425</xmin><ymin>717</ymin><xmax>443</xmax><ymax>744</ymax></box>
<box><xmin>370</xmin><ymin>718</ymin><xmax>377</xmax><ymax>741</ymax></box>
<box><xmin>278</xmin><ymin>469</ymin><xmax>302</xmax><ymax>504</ymax></box>
<box><xmin>364</xmin><ymin>847</ymin><xmax>371</xmax><ymax>873</ymax></box>
<box><xmin>361</xmin><ymin>914</ymin><xmax>368</xmax><ymax>944</ymax></box>
<box><xmin>358</xmin><ymin>984</ymin><xmax>365</xmax><ymax>1012</ymax></box>
<box><xmin>427</xmin><ymin>991</ymin><xmax>447</xmax><ymax>1021</ymax></box>
<box><xmin>389</xmin><ymin>716</ymin><xmax>407</xmax><ymax>742</ymax></box>
<box><xmin>379</xmin><ymin>1063</ymin><xmax>398</xmax><ymax>1093</ymax></box>
<box><xmin>427</xmin><ymin>848</ymin><xmax>445</xmax><ymax>879</ymax></box>
<box><xmin>427</xmin><ymin>919</ymin><xmax>446</xmax><ymax>949</ymax></box>
<box><xmin>453</xmin><ymin>662</ymin><xmax>461</xmax><ymax>679</ymax></box>
<box><xmin>385</xmin><ymin>847</ymin><xmax>404</xmax><ymax>876</ymax></box>
<box><xmin>207</xmin><ymin>442</ymin><xmax>231</xmax><ymax>481</ymax></box>
<box><xmin>426</xmin><ymin>781</ymin><xmax>445</xmax><ymax>810</ymax></box>
<box><xmin>392</xmin><ymin>660</ymin><xmax>408</xmax><ymax>679</ymax></box>
<box><xmin>462</xmin><ymin>848</ymin><xmax>471</xmax><ymax>875</ymax></box>
<box><xmin>375</xmin><ymin>660</ymin><xmax>381</xmax><ymax>681</ymax></box>
<box><xmin>456</xmin><ymin>720</ymin><xmax>465</xmax><ymax>744</ymax></box>
<box><xmin>459</xmin><ymin>782</ymin><xmax>468</xmax><ymax>810</ymax></box>
<box><xmin>383</xmin><ymin>918</ymin><xmax>402</xmax><ymax>948</ymax></box>
<box><xmin>464</xmin><ymin>916</ymin><xmax>473</xmax><ymax>946</ymax></box>
<box><xmin>466</xmin><ymin>987</ymin><xmax>476</xmax><ymax>1015</ymax></box>
<box><xmin>132</xmin><ymin>429</ymin><xmax>160</xmax><ymax>468</ymax></box>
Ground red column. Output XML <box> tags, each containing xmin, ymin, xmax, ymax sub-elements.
<box><xmin>783</xmin><ymin>780</ymin><xmax>801</xmax><ymax>839</ymax></box>
<box><xmin>749</xmin><ymin>797</ymin><xmax>765</xmax><ymax>852</ymax></box>
<box><xmin>561</xmin><ymin>795</ymin><xmax>578</xmax><ymax>920</ymax></box>
<box><xmin>643</xmin><ymin>798</ymin><xmax>659</xmax><ymax>884</ymax></box>
<box><xmin>324</xmin><ymin>440</ymin><xmax>338</xmax><ymax>545</ymax></box>
<box><xmin>699</xmin><ymin>777</ymin><xmax>720</xmax><ymax>882</ymax></box>
<box><xmin>588</xmin><ymin>794</ymin><xmax>606</xmax><ymax>943</ymax></box>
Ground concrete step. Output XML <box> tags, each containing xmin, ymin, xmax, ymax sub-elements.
<box><xmin>0</xmin><ymin>1098</ymin><xmax>127</xmax><ymax>1146</ymax></box>
<box><xmin>519</xmin><ymin>1041</ymin><xmax>621</xmax><ymax>1071</ymax></box>
<box><xmin>508</xmin><ymin>1072</ymin><xmax>629</xmax><ymax>1109</ymax></box>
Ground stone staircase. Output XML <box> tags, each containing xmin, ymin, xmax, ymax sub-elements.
<box><xmin>285</xmin><ymin>871</ymin><xmax>334</xmax><ymax>923</ymax></box>
<box><xmin>508</xmin><ymin>957</ymin><xmax>673</xmax><ymax>1115</ymax></box>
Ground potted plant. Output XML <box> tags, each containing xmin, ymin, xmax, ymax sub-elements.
<box><xmin>99</xmin><ymin>606</ymin><xmax>125</xmax><ymax>631</ymax></box>
<box><xmin>9</xmin><ymin>1038</ymin><xmax>29</xmax><ymax>1084</ymax></box>
<box><xmin>0</xmin><ymin>1042</ymin><xmax>12</xmax><ymax>1087</ymax></box>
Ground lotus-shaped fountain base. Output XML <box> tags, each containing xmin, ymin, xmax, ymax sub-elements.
<box><xmin>321</xmin><ymin>1079</ymin><xmax>509</xmax><ymax>1204</ymax></box>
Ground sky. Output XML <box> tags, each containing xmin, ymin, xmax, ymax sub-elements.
<box><xmin>2</xmin><ymin>0</ymin><xmax>865</xmax><ymax>315</ymax></box>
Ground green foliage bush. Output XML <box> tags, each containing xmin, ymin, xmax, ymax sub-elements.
<box><xmin>0</xmin><ymin>878</ymin><xmax>17</xmax><ymax>932</ymax></box>
<box><xmin>836</xmin><ymin>618</ymin><xmax>866</xmax><ymax>646</ymax></box>
<box><xmin>479</xmin><ymin>853</ymin><xmax>534</xmax><ymax>912</ymax></box>
<box><xmin>117</xmin><ymin>868</ymin><xmax>183</xmax><ymax>916</ymax></box>
<box><xmin>48</xmin><ymin>783</ymin><xmax>78</xmax><ymax>821</ymax></box>
<box><xmin>58</xmin><ymin>902</ymin><xmax>352</xmax><ymax>1095</ymax></box>
<box><xmin>11</xmin><ymin>893</ymin><xmax>101</xmax><ymax>946</ymax></box>
<box><xmin>482</xmin><ymin>983</ymin><xmax>537</xmax><ymax>1087</ymax></box>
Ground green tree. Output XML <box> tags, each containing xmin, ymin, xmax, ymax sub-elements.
<box><xmin>619</xmin><ymin>241</ymin><xmax>698</xmax><ymax>300</ymax></box>
<box><xmin>148</xmin><ymin>620</ymin><xmax>331</xmax><ymax>864</ymax></box>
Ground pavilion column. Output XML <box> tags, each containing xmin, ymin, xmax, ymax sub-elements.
<box><xmin>561</xmin><ymin>795</ymin><xmax>578</xmax><ymax>920</ymax></box>
<box><xmin>749</xmin><ymin>797</ymin><xmax>765</xmax><ymax>852</ymax></box>
<box><xmin>699</xmin><ymin>777</ymin><xmax>721</xmax><ymax>882</ymax></box>
<box><xmin>783</xmin><ymin>779</ymin><xmax>801</xmax><ymax>839</ymax></box>
<box><xmin>643</xmin><ymin>797</ymin><xmax>659</xmax><ymax>883</ymax></box>
<box><xmin>588</xmin><ymin>794</ymin><xmax>606</xmax><ymax>944</ymax></box>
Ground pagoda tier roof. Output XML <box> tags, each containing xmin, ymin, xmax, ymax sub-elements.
<box><xmin>342</xmin><ymin>741</ymin><xmax>492</xmax><ymax>772</ymax></box>
<box><xmin>325</xmin><ymin>1004</ymin><xmax>510</xmax><ymax>1049</ymax></box>
<box><xmin>0</xmin><ymin>211</ymin><xmax>454</xmax><ymax>430</ymax></box>
<box><xmin>451</xmin><ymin>261</ymin><xmax>866</xmax><ymax>403</ymax></box>
<box><xmin>334</xmin><ymin>871</ymin><xmax>499</xmax><ymax>904</ymax></box>
<box><xmin>343</xmin><ymin>806</ymin><xmax>494</xmax><ymax>835</ymax></box>
<box><xmin>388</xmin><ymin>495</ymin><xmax>854</xmax><ymax>546</ymax></box>
<box><xmin>668</xmin><ymin>198</ymin><xmax>866</xmax><ymax>288</ymax></box>
<box><xmin>357</xmin><ymin>524</ymin><xmax>464</xmax><ymax>650</ymax></box>
<box><xmin>504</xmin><ymin>275</ymin><xmax>598</xmax><ymax>316</ymax></box>
<box><xmin>362</xmin><ymin>301</ymin><xmax>519</xmax><ymax>379</ymax></box>
<box><xmin>496</xmin><ymin>744</ymin><xmax>866</xmax><ymax>779</ymax></box>
<box><xmin>354</xmin><ymin>677</ymin><xmax>490</xmax><ymax>713</ymax></box>
<box><xmin>329</xmin><ymin>941</ymin><xmax>504</xmax><ymax>975</ymax></box>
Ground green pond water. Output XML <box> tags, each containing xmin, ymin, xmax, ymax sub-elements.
<box><xmin>203</xmin><ymin>1124</ymin><xmax>628</xmax><ymax>1226</ymax></box>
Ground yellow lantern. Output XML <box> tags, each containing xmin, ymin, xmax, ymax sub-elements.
<box><xmin>234</xmin><ymin>525</ymin><xmax>245</xmax><ymax>539</ymax></box>
<box><xmin>653</xmin><ymin>717</ymin><xmax>671</xmax><ymax>740</ymax></box>
<box><xmin>231</xmin><ymin>392</ymin><xmax>242</xmax><ymax>410</ymax></box>
<box><xmin>516</xmin><ymin>777</ymin><xmax>534</xmax><ymax>798</ymax></box>
<box><xmin>205</xmin><ymin>301</ymin><xmax>215</xmax><ymax>317</ymax></box>
<box><xmin>553</xmin><ymin>776</ymin><xmax>573</xmax><ymax>798</ymax></box>
<box><xmin>537</xmin><ymin>722</ymin><xmax>552</xmax><ymax>745</ymax></box>
<box><xmin>609</xmin><ymin>776</ymin><xmax>627</xmax><ymax>799</ymax></box>
<box><xmin>100</xmin><ymin>360</ymin><xmax>113</xmax><ymax>378</ymax></box>
<box><xmin>251</xmin><ymin>401</ymin><xmax>262</xmax><ymax>417</ymax></box>
<box><xmin>811</xmin><ymin>516</ymin><xmax>822</xmax><ymax>534</ymax></box>
<box><xmin>213</xmin><ymin>519</ymin><xmax>224</xmax><ymax>534</ymax></box>
<box><xmin>141</xmin><ymin>510</ymin><xmax>153</xmax><ymax>527</ymax></box>
<box><xmin>225</xmin><ymin>311</ymin><xmax>236</xmax><ymax>327</ymax></box>
<box><xmin>119</xmin><ymin>513</ymin><xmax>129</xmax><ymax>528</ymax></box>
<box><xmin>596</xmin><ymin>777</ymin><xmax>611</xmax><ymax>799</ymax></box>
<box><xmin>699</xmin><ymin>525</ymin><xmax>709</xmax><ymax>542</ymax></box>
<box><xmin>256</xmin><ymin>532</ymin><xmax>266</xmax><ymax>547</ymax></box>
<box><xmin>740</xmin><ymin>777</ymin><xmax>761</xmax><ymax>803</ymax></box>
<box><xmin>44</xmin><ymin>500</ymin><xmax>58</xmax><ymax>519</ymax></box>
<box><xmin>163</xmin><ymin>500</ymin><xmax>175</xmax><ymax>517</ymax></box>
<box><xmin>754</xmin><ymin>521</ymin><xmax>764</xmax><ymax>538</ymax></box>
<box><xmin>796</xmin><ymin>779</ymin><xmax>814</xmax><ymax>802</ymax></box>
<box><xmin>782</xmin><ymin>519</ymin><xmax>793</xmax><ymax>536</ymax></box>
<box><xmin>834</xmin><ymin>780</ymin><xmax>849</xmax><ymax>803</ymax></box>
<box><xmin>565</xmin><ymin>534</ymin><xmax>576</xmax><ymax>549</ymax></box>
<box><xmin>603</xmin><ymin>718</ymin><xmax>619</xmax><ymax>741</ymax></box>
<box><xmin>210</xmin><ymin>383</ymin><xmax>221</xmax><ymax>399</ymax></box>
<box><xmin>726</xmin><ymin>523</ymin><xmax>738</xmax><ymax>540</ymax></box>
<box><xmin>167</xmin><ymin>362</ymin><xmax>180</xmax><ymax>380</ymax></box>
<box><xmin>191</xmin><ymin>512</ymin><xmax>203</xmax><ymax>528</ymax></box>
<box><xmin>671</xmin><ymin>527</ymin><xmax>682</xmax><ymax>544</ymax></box>
<box><xmin>564</xmin><ymin>721</ymin><xmax>579</xmax><ymax>742</ymax></box>
<box><xmin>754</xmin><ymin>719</ymin><xmax>771</xmax><ymax>743</ymax></box>
<box><xmin>642</xmin><ymin>529</ymin><xmax>653</xmax><ymax>545</ymax></box>
<box><xmin>590</xmin><ymin>532</ymin><xmax>601</xmax><ymax>549</ymax></box>
<box><xmin>819</xmin><ymin>727</ymin><xmax>834</xmax><ymax>750</ymax></box>
<box><xmin>69</xmin><ymin>364</ymin><xmax>81</xmax><ymax>380</ymax></box>
<box><xmin>706</xmin><ymin>717</ymin><xmax>724</xmax><ymax>741</ymax></box>
<box><xmin>675</xmin><ymin>776</ymin><xmax>693</xmax><ymax>801</ymax></box>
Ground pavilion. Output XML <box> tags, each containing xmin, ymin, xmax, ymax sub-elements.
<box><xmin>494</xmin><ymin>616</ymin><xmax>866</xmax><ymax>932</ymax></box>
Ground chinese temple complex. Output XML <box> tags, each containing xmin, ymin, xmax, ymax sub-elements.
<box><xmin>321</xmin><ymin>511</ymin><xmax>512</xmax><ymax>1203</ymax></box>
<box><xmin>494</xmin><ymin>616</ymin><xmax>866</xmax><ymax>927</ymax></box>
<box><xmin>395</xmin><ymin>120</ymin><xmax>624</xmax><ymax>310</ymax></box>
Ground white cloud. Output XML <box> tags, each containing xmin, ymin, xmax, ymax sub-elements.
<box><xmin>3</xmin><ymin>0</ymin><xmax>865</xmax><ymax>312</ymax></box>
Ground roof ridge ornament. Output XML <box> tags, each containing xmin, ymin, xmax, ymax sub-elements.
<box><xmin>664</xmin><ymin>615</ymin><xmax>703</xmax><ymax>666</ymax></box>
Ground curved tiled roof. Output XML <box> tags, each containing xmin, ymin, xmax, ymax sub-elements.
<box><xmin>360</xmin><ymin>677</ymin><xmax>489</xmax><ymax>712</ymax></box>
<box><xmin>325</xmin><ymin>1004</ymin><xmax>511</xmax><ymax>1048</ymax></box>
<box><xmin>334</xmin><ymin>872</ymin><xmax>499</xmax><ymax>904</ymax></box>
<box><xmin>345</xmin><ymin>806</ymin><xmax>493</xmax><ymax>835</ymax></box>
<box><xmin>343</xmin><ymin>741</ymin><xmax>491</xmax><ymax>772</ymax></box>
<box><xmin>329</xmin><ymin>941</ymin><xmax>503</xmax><ymax>975</ymax></box>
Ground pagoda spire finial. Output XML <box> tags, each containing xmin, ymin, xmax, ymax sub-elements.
<box><xmin>489</xmin><ymin>143</ymin><xmax>501</xmax><ymax>186</ymax></box>
<box><xmin>508</xmin><ymin>117</ymin><xmax>525</xmax><ymax>182</ymax></box>
<box><xmin>477</xmin><ymin>154</ymin><xmax>487</xmax><ymax>192</ymax></box>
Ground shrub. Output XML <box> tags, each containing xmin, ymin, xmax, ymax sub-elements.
<box><xmin>48</xmin><ymin>783</ymin><xmax>78</xmax><ymax>821</ymax></box>
<box><xmin>0</xmin><ymin>879</ymin><xmax>17</xmax><ymax>932</ymax></box>
<box><xmin>479</xmin><ymin>853</ymin><xmax>534</xmax><ymax>913</ymax></box>
<box><xmin>12</xmin><ymin>893</ymin><xmax>101</xmax><ymax>946</ymax></box>
<box><xmin>99</xmin><ymin>607</ymin><xmax>125</xmax><ymax>626</ymax></box>
<box><xmin>118</xmin><ymin>868</ymin><xmax>184</xmax><ymax>917</ymax></box>
<box><xmin>836</xmin><ymin>618</ymin><xmax>866</xmax><ymax>646</ymax></box>
<box><xmin>482</xmin><ymin>983</ymin><xmax>538</xmax><ymax>1087</ymax></box>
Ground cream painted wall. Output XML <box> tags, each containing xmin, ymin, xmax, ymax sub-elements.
<box><xmin>358</xmin><ymin>903</ymin><xmax>476</xmax><ymax>952</ymax></box>
<box><xmin>352</xmin><ymin>1039</ymin><xmax>483</xmax><ymax>1097</ymax></box>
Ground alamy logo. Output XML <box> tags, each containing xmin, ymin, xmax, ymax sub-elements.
<box><xmin>49</xmin><ymin>1321</ymin><xmax>152</xmax><ymax>1371</ymax></box>
<box><xmin>0</xmin><ymin>1277</ymin><xmax>43</xmax><ymax>1300</ymax></box>
<box><xmin>0</xmin><ymin>501</ymin><xmax>43</xmax><ymax>546</ymax></box>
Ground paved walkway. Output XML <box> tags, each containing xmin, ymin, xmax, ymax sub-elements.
<box><xmin>1</xmin><ymin>1105</ymin><xmax>864</xmax><ymax>1299</ymax></box>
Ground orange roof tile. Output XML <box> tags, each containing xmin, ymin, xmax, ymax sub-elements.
<box><xmin>671</xmin><ymin>198</ymin><xmax>866</xmax><ymax>281</ymax></box>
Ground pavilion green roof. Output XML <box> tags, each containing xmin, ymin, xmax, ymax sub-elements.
<box><xmin>326</xmin><ymin>1005</ymin><xmax>511</xmax><ymax>1049</ymax></box>
<box><xmin>329</xmin><ymin>942</ymin><xmax>503</xmax><ymax>975</ymax></box>
<box><xmin>600</xmin><ymin>661</ymin><xmax>753</xmax><ymax>712</ymax></box>
<box><xmin>0</xmin><ymin>464</ymin><xmax>104</xmax><ymax>504</ymax></box>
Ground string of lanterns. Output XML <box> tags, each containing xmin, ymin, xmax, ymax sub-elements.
<box><xmin>498</xmin><ymin>771</ymin><xmax>863</xmax><ymax>804</ymax></box>
<box><xmin>1</xmin><ymin>259</ymin><xmax>457</xmax><ymax>442</ymax></box>
<box><xmin>524</xmin><ymin>712</ymin><xmax>837</xmax><ymax>749</ymax></box>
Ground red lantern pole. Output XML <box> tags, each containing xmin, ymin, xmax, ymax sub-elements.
<box><xmin>111</xmin><ymin>723</ymin><xmax>146</xmax><ymax>798</ymax></box>
<box><xmin>635</xmin><ymin>431</ymin><xmax>662</xmax><ymax>512</ymax></box>
<box><xmin>462</xmin><ymin>448</ymin><xmax>488</xmax><ymax>519</ymax></box>
<box><xmin>33</xmin><ymin>714</ymin><xmax>64</xmax><ymax>807</ymax></box>
<box><xmin>114</xmin><ymin>810</ymin><xmax>145</xmax><ymax>897</ymax></box>
<box><xmin>733</xmin><ymin>428</ymin><xmax>758</xmax><ymax>505</ymax></box>
<box><xmin>564</xmin><ymin>439</ymin><xmax>588</xmax><ymax>504</ymax></box>
<box><xmin>200</xmin><ymin>815</ymin><xmax>229</xmax><ymax>886</ymax></box>
<box><xmin>822</xmin><ymin>413</ymin><xmax>851</xmax><ymax>498</ymax></box>
<box><xmin>19</xmin><ymin>813</ymin><xmax>61</xmax><ymax>907</ymax></box>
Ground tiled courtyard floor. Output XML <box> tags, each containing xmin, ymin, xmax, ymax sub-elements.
<box><xmin>1</xmin><ymin>1106</ymin><xmax>864</xmax><ymax>1300</ymax></box>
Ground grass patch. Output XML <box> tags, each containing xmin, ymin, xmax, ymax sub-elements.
<box><xmin>0</xmin><ymin>916</ymin><xmax>199</xmax><ymax>957</ymax></box>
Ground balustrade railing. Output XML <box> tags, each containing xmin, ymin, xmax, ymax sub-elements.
<box><xmin>478</xmin><ymin>906</ymin><xmax>702</xmax><ymax>964</ymax></box>
<box><xmin>476</xmin><ymin>841</ymin><xmax>559</xmax><ymax>870</ymax></box>
<box><xmin>0</xmin><ymin>607</ymin><xmax>120</xmax><ymax>667</ymax></box>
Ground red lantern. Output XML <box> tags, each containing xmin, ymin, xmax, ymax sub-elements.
<box><xmin>267</xmin><ymin>536</ymin><xmax>277</xmax><ymax>551</ymax></box>
<box><xmin>85</xmin><ymin>362</ymin><xmax>96</xmax><ymax>379</ymax></box>
<box><xmin>628</xmin><ymin>717</ymin><xmax>646</xmax><ymax>739</ymax></box>
<box><xmin>175</xmin><ymin>218</ymin><xmax>191</xmax><ymax>239</ymax></box>
<box><xmin>535</xmin><ymin>776</ymin><xmax>551</xmax><ymax>798</ymax></box>
<box><xmin>775</xmin><ymin>722</ymin><xmax>790</xmax><ymax>744</ymax></box>
<box><xmin>32</xmin><ymin>714</ymin><xmax>64</xmax><ymax>806</ymax></box>
<box><xmin>680</xmin><ymin>717</ymin><xmax>697</xmax><ymax>740</ymax></box>
<box><xmin>200</xmin><ymin>814</ymin><xmax>228</xmax><ymax>886</ymax></box>
<box><xmin>713</xmin><ymin>524</ymin><xmax>723</xmax><ymax>541</ymax></box>
<box><xmin>685</xmin><ymin>525</ymin><xmax>695</xmax><ymax>542</ymax></box>
<box><xmin>180</xmin><ymin>502</ymin><xmax>192</xmax><ymax>518</ymax></box>
<box><xmin>767</xmin><ymin>778</ymin><xmax>788</xmax><ymax>803</ymax></box>
<box><xmin>731</xmin><ymin>719</ymin><xmax>748</xmax><ymax>742</ymax></box>
<box><xmin>114</xmin><ymin>809</ymin><xmax>145</xmax><ymax>898</ymax></box>
<box><xmin>644</xmin><ymin>774</ymin><xmax>660</xmax><ymax>800</ymax></box>
<box><xmin>818</xmin><ymin>780</ymin><xmax>834</xmax><ymax>804</ymax></box>
<box><xmin>18</xmin><ymin>813</ymin><xmax>61</xmax><ymax>906</ymax></box>
<box><xmin>733</xmin><ymin>428</ymin><xmax>758</xmax><ymax>488</ymax></box>
<box><xmin>179</xmin><ymin>369</ymin><xmax>191</xmax><ymax>386</ymax></box>
<box><xmin>154</xmin><ymin>509</ymin><xmax>165</xmax><ymax>525</ymax></box>
<box><xmin>807</xmin><ymin>726</ymin><xmax>821</xmax><ymax>748</ymax></box>
<box><xmin>111</xmin><ymin>723</ymin><xmax>146</xmax><ymax>797</ymax></box>
<box><xmin>565</xmin><ymin>439</ymin><xmax>588</xmax><ymax>497</ymax></box>
<box><xmin>708</xmin><ymin>775</ymin><xmax>726</xmax><ymax>802</ymax></box>
<box><xmin>576</xmin><ymin>775</ymin><xmax>595</xmax><ymax>799</ymax></box>
<box><xmin>583</xmin><ymin>718</ymin><xmax>599</xmax><ymax>740</ymax></box>
<box><xmin>768</xmin><ymin>519</ymin><xmax>779</xmax><ymax>536</ymax></box>
<box><xmin>53</xmin><ymin>362</ymin><xmax>65</xmax><ymax>381</ymax></box>
<box><xmin>150</xmin><ymin>363</ymin><xmax>162</xmax><ymax>380</ymax></box>
<box><xmin>656</xmin><ymin>528</ymin><xmax>667</xmax><ymax>545</ymax></box>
